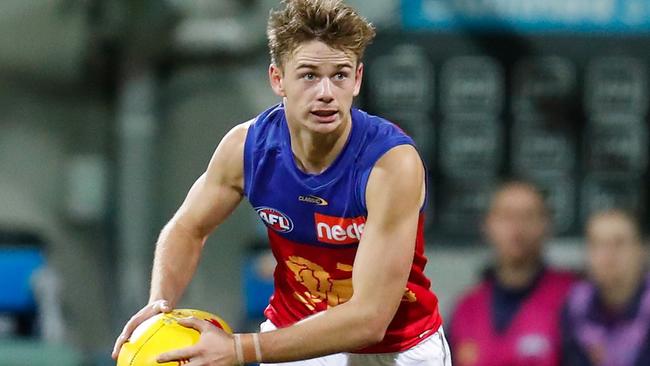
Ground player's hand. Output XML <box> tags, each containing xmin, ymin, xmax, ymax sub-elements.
<box><xmin>111</xmin><ymin>299</ymin><xmax>172</xmax><ymax>360</ymax></box>
<box><xmin>156</xmin><ymin>317</ymin><xmax>236</xmax><ymax>366</ymax></box>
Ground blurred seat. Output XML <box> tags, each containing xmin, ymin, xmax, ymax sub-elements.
<box><xmin>0</xmin><ymin>230</ymin><xmax>82</xmax><ymax>365</ymax></box>
<box><xmin>0</xmin><ymin>233</ymin><xmax>45</xmax><ymax>337</ymax></box>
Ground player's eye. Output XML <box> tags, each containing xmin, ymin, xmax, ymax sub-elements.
<box><xmin>302</xmin><ymin>73</ymin><xmax>316</xmax><ymax>81</ymax></box>
<box><xmin>333</xmin><ymin>72</ymin><xmax>348</xmax><ymax>80</ymax></box>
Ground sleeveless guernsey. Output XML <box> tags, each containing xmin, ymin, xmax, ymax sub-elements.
<box><xmin>243</xmin><ymin>104</ymin><xmax>442</xmax><ymax>353</ymax></box>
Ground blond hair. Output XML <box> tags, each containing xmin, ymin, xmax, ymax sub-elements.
<box><xmin>267</xmin><ymin>0</ymin><xmax>376</xmax><ymax>68</ymax></box>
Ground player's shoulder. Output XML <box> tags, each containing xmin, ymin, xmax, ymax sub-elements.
<box><xmin>232</xmin><ymin>119</ymin><xmax>253</xmax><ymax>137</ymax></box>
<box><xmin>243</xmin><ymin>104</ymin><xmax>286</xmax><ymax>148</ymax></box>
<box><xmin>371</xmin><ymin>144</ymin><xmax>421</xmax><ymax>177</ymax></box>
<box><xmin>352</xmin><ymin>108</ymin><xmax>417</xmax><ymax>162</ymax></box>
<box><xmin>354</xmin><ymin>107</ymin><xmax>406</xmax><ymax>136</ymax></box>
<box><xmin>221</xmin><ymin>103</ymin><xmax>284</xmax><ymax>146</ymax></box>
<box><xmin>218</xmin><ymin>119</ymin><xmax>253</xmax><ymax>151</ymax></box>
<box><xmin>205</xmin><ymin>120</ymin><xmax>251</xmax><ymax>176</ymax></box>
<box><xmin>248</xmin><ymin>103</ymin><xmax>285</xmax><ymax>129</ymax></box>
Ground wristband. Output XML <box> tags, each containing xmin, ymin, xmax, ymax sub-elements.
<box><xmin>233</xmin><ymin>334</ymin><xmax>244</xmax><ymax>365</ymax></box>
<box><xmin>238</xmin><ymin>333</ymin><xmax>263</xmax><ymax>363</ymax></box>
<box><xmin>252</xmin><ymin>333</ymin><xmax>262</xmax><ymax>362</ymax></box>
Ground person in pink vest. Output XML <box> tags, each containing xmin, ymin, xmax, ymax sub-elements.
<box><xmin>448</xmin><ymin>181</ymin><xmax>576</xmax><ymax>366</ymax></box>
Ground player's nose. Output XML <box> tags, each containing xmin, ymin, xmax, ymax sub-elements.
<box><xmin>317</xmin><ymin>78</ymin><xmax>334</xmax><ymax>102</ymax></box>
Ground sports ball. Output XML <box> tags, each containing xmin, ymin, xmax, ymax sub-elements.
<box><xmin>117</xmin><ymin>308</ymin><xmax>232</xmax><ymax>366</ymax></box>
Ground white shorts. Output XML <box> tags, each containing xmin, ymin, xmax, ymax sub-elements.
<box><xmin>259</xmin><ymin>320</ymin><xmax>452</xmax><ymax>366</ymax></box>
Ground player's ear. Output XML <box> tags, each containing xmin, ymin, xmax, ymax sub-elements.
<box><xmin>269</xmin><ymin>64</ymin><xmax>286</xmax><ymax>97</ymax></box>
<box><xmin>353</xmin><ymin>62</ymin><xmax>364</xmax><ymax>97</ymax></box>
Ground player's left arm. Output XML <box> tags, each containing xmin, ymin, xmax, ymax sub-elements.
<box><xmin>349</xmin><ymin>142</ymin><xmax>426</xmax><ymax>333</ymax></box>
<box><xmin>157</xmin><ymin>144</ymin><xmax>425</xmax><ymax>365</ymax></box>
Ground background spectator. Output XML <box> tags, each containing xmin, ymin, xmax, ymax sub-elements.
<box><xmin>562</xmin><ymin>209</ymin><xmax>650</xmax><ymax>366</ymax></box>
<box><xmin>449</xmin><ymin>181</ymin><xmax>576</xmax><ymax>366</ymax></box>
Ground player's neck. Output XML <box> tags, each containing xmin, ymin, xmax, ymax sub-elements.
<box><xmin>288</xmin><ymin>118</ymin><xmax>352</xmax><ymax>174</ymax></box>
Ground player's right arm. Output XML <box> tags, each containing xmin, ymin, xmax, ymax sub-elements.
<box><xmin>111</xmin><ymin>121</ymin><xmax>250</xmax><ymax>360</ymax></box>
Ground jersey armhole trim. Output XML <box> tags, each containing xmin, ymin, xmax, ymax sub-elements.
<box><xmin>242</xmin><ymin>121</ymin><xmax>256</xmax><ymax>198</ymax></box>
<box><xmin>358</xmin><ymin>137</ymin><xmax>425</xmax><ymax>211</ymax></box>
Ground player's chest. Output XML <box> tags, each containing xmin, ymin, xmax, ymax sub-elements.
<box><xmin>249</xmin><ymin>174</ymin><xmax>366</xmax><ymax>247</ymax></box>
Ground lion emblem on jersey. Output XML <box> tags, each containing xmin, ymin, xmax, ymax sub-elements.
<box><xmin>285</xmin><ymin>256</ymin><xmax>416</xmax><ymax>311</ymax></box>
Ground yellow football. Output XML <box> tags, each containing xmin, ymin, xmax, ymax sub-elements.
<box><xmin>116</xmin><ymin>309</ymin><xmax>232</xmax><ymax>366</ymax></box>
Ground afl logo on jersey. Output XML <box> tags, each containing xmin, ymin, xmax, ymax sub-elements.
<box><xmin>255</xmin><ymin>207</ymin><xmax>294</xmax><ymax>233</ymax></box>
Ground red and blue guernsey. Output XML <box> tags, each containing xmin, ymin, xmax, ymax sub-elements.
<box><xmin>243</xmin><ymin>104</ymin><xmax>442</xmax><ymax>353</ymax></box>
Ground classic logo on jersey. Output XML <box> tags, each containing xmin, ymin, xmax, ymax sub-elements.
<box><xmin>298</xmin><ymin>194</ymin><xmax>328</xmax><ymax>206</ymax></box>
<box><xmin>255</xmin><ymin>207</ymin><xmax>293</xmax><ymax>233</ymax></box>
<box><xmin>314</xmin><ymin>213</ymin><xmax>366</xmax><ymax>244</ymax></box>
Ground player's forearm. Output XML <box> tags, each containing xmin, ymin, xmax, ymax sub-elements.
<box><xmin>256</xmin><ymin>298</ymin><xmax>390</xmax><ymax>363</ymax></box>
<box><xmin>149</xmin><ymin>219</ymin><xmax>205</xmax><ymax>306</ymax></box>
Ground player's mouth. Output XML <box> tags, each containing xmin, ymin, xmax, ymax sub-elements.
<box><xmin>310</xmin><ymin>109</ymin><xmax>338</xmax><ymax>123</ymax></box>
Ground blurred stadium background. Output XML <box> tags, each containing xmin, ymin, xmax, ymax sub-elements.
<box><xmin>1</xmin><ymin>0</ymin><xmax>649</xmax><ymax>364</ymax></box>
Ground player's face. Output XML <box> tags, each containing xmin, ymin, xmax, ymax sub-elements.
<box><xmin>484</xmin><ymin>187</ymin><xmax>548</xmax><ymax>266</ymax></box>
<box><xmin>269</xmin><ymin>40</ymin><xmax>363</xmax><ymax>135</ymax></box>
<box><xmin>586</xmin><ymin>214</ymin><xmax>645</xmax><ymax>292</ymax></box>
